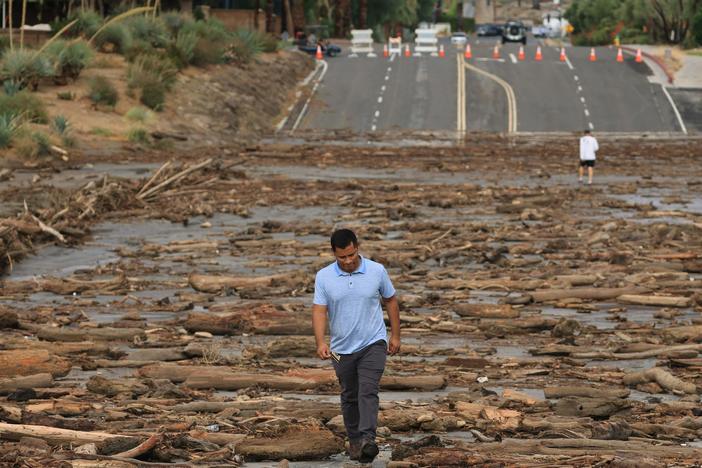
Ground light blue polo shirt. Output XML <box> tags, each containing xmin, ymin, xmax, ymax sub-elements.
<box><xmin>313</xmin><ymin>256</ymin><xmax>396</xmax><ymax>354</ymax></box>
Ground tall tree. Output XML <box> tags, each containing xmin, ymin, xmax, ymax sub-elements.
<box><xmin>650</xmin><ymin>0</ymin><xmax>702</xmax><ymax>43</ymax></box>
<box><xmin>359</xmin><ymin>0</ymin><xmax>367</xmax><ymax>29</ymax></box>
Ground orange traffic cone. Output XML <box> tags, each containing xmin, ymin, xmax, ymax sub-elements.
<box><xmin>465</xmin><ymin>44</ymin><xmax>472</xmax><ymax>59</ymax></box>
<box><xmin>493</xmin><ymin>44</ymin><xmax>500</xmax><ymax>59</ymax></box>
<box><xmin>589</xmin><ymin>47</ymin><xmax>597</xmax><ymax>62</ymax></box>
<box><xmin>535</xmin><ymin>46</ymin><xmax>542</xmax><ymax>61</ymax></box>
<box><xmin>404</xmin><ymin>45</ymin><xmax>411</xmax><ymax>57</ymax></box>
<box><xmin>383</xmin><ymin>44</ymin><xmax>389</xmax><ymax>58</ymax></box>
<box><xmin>616</xmin><ymin>47</ymin><xmax>623</xmax><ymax>62</ymax></box>
<box><xmin>439</xmin><ymin>44</ymin><xmax>445</xmax><ymax>58</ymax></box>
<box><xmin>559</xmin><ymin>47</ymin><xmax>567</xmax><ymax>62</ymax></box>
<box><xmin>518</xmin><ymin>45</ymin><xmax>525</xmax><ymax>61</ymax></box>
<box><xmin>635</xmin><ymin>48</ymin><xmax>643</xmax><ymax>63</ymax></box>
<box><xmin>315</xmin><ymin>45</ymin><xmax>323</xmax><ymax>60</ymax></box>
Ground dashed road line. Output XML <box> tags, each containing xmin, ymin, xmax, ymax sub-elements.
<box><xmin>509</xmin><ymin>53</ymin><xmax>517</xmax><ymax>64</ymax></box>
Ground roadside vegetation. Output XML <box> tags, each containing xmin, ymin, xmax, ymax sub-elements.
<box><xmin>566</xmin><ymin>0</ymin><xmax>702</xmax><ymax>47</ymax></box>
<box><xmin>0</xmin><ymin>8</ymin><xmax>279</xmax><ymax>156</ymax></box>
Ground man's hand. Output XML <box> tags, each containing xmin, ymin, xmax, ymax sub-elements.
<box><xmin>317</xmin><ymin>343</ymin><xmax>331</xmax><ymax>360</ymax></box>
<box><xmin>388</xmin><ymin>334</ymin><xmax>401</xmax><ymax>355</ymax></box>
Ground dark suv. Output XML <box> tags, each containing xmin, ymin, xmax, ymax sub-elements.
<box><xmin>502</xmin><ymin>20</ymin><xmax>527</xmax><ymax>45</ymax></box>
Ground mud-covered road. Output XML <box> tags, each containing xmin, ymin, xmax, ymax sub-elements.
<box><xmin>1</xmin><ymin>133</ymin><xmax>702</xmax><ymax>467</ymax></box>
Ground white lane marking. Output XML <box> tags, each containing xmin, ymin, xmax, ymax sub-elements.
<box><xmin>291</xmin><ymin>60</ymin><xmax>328</xmax><ymax>132</ymax></box>
<box><xmin>588</xmin><ymin>122</ymin><xmax>594</xmax><ymax>130</ymax></box>
<box><xmin>475</xmin><ymin>58</ymin><xmax>506</xmax><ymax>62</ymax></box>
<box><xmin>565</xmin><ymin>55</ymin><xmax>574</xmax><ymax>70</ymax></box>
<box><xmin>661</xmin><ymin>85</ymin><xmax>689</xmax><ymax>135</ymax></box>
<box><xmin>509</xmin><ymin>53</ymin><xmax>517</xmax><ymax>64</ymax></box>
<box><xmin>371</xmin><ymin>124</ymin><xmax>377</xmax><ymax>131</ymax></box>
<box><xmin>387</xmin><ymin>67</ymin><xmax>392</xmax><ymax>72</ymax></box>
<box><xmin>378</xmin><ymin>96</ymin><xmax>383</xmax><ymax>103</ymax></box>
<box><xmin>574</xmin><ymin>75</ymin><xmax>579</xmax><ymax>81</ymax></box>
<box><xmin>584</xmin><ymin>109</ymin><xmax>590</xmax><ymax>116</ymax></box>
<box><xmin>577</xmin><ymin>86</ymin><xmax>583</xmax><ymax>92</ymax></box>
<box><xmin>580</xmin><ymin>97</ymin><xmax>586</xmax><ymax>103</ymax></box>
<box><xmin>389</xmin><ymin>53</ymin><xmax>396</xmax><ymax>62</ymax></box>
<box><xmin>381</xmin><ymin>85</ymin><xmax>386</xmax><ymax>92</ymax></box>
<box><xmin>374</xmin><ymin>110</ymin><xmax>380</xmax><ymax>118</ymax></box>
<box><xmin>385</xmin><ymin>75</ymin><xmax>389</xmax><ymax>81</ymax></box>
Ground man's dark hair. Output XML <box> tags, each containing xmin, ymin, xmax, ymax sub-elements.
<box><xmin>584</xmin><ymin>129</ymin><xmax>591</xmax><ymax>134</ymax></box>
<box><xmin>331</xmin><ymin>229</ymin><xmax>357</xmax><ymax>250</ymax></box>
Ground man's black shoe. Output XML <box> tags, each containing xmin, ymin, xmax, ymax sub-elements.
<box><xmin>359</xmin><ymin>440</ymin><xmax>379</xmax><ymax>464</ymax></box>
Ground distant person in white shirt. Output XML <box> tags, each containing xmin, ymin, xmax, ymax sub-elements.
<box><xmin>579</xmin><ymin>129</ymin><xmax>599</xmax><ymax>185</ymax></box>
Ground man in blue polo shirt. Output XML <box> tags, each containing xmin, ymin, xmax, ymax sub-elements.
<box><xmin>312</xmin><ymin>228</ymin><xmax>401</xmax><ymax>464</ymax></box>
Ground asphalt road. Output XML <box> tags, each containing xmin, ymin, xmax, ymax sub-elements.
<box><xmin>300</xmin><ymin>36</ymin><xmax>683</xmax><ymax>134</ymax></box>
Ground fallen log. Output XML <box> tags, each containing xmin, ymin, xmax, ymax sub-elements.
<box><xmin>0</xmin><ymin>373</ymin><xmax>53</xmax><ymax>395</ymax></box>
<box><xmin>380</xmin><ymin>375</ymin><xmax>446</xmax><ymax>391</ymax></box>
<box><xmin>114</xmin><ymin>433</ymin><xmax>162</xmax><ymax>459</ymax></box>
<box><xmin>0</xmin><ymin>422</ymin><xmax>139</xmax><ymax>446</ymax></box>
<box><xmin>37</xmin><ymin>327</ymin><xmax>146</xmax><ymax>342</ymax></box>
<box><xmin>663</xmin><ymin>325</ymin><xmax>702</xmax><ymax>343</ymax></box>
<box><xmin>0</xmin><ymin>350</ymin><xmax>72</xmax><ymax>378</ymax></box>
<box><xmin>188</xmin><ymin>272</ymin><xmax>288</xmax><ymax>293</ymax></box>
<box><xmin>618</xmin><ymin>294</ymin><xmax>692</xmax><ymax>308</ymax></box>
<box><xmin>544</xmin><ymin>386</ymin><xmax>630</xmax><ymax>399</ymax></box>
<box><xmin>623</xmin><ymin>367</ymin><xmax>698</xmax><ymax>394</ymax></box>
<box><xmin>529</xmin><ymin>287</ymin><xmax>648</xmax><ymax>303</ymax></box>
<box><xmin>553</xmin><ymin>397</ymin><xmax>631</xmax><ymax>418</ymax></box>
<box><xmin>572</xmin><ymin>344</ymin><xmax>702</xmax><ymax>360</ymax></box>
<box><xmin>454</xmin><ymin>304</ymin><xmax>519</xmax><ymax>319</ymax></box>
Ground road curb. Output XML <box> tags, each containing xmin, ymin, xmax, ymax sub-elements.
<box><xmin>621</xmin><ymin>46</ymin><xmax>674</xmax><ymax>84</ymax></box>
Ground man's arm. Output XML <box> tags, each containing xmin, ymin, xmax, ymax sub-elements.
<box><xmin>384</xmin><ymin>295</ymin><xmax>401</xmax><ymax>355</ymax></box>
<box><xmin>312</xmin><ymin>304</ymin><xmax>331</xmax><ymax>359</ymax></box>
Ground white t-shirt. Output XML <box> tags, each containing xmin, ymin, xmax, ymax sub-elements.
<box><xmin>580</xmin><ymin>135</ymin><xmax>599</xmax><ymax>161</ymax></box>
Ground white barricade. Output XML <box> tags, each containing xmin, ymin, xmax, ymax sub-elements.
<box><xmin>388</xmin><ymin>36</ymin><xmax>402</xmax><ymax>55</ymax></box>
<box><xmin>350</xmin><ymin>29</ymin><xmax>376</xmax><ymax>57</ymax></box>
<box><xmin>414</xmin><ymin>28</ymin><xmax>438</xmax><ymax>56</ymax></box>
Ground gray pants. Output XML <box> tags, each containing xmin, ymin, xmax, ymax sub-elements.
<box><xmin>332</xmin><ymin>339</ymin><xmax>387</xmax><ymax>442</ymax></box>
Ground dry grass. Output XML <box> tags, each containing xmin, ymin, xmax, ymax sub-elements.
<box><xmin>200</xmin><ymin>341</ymin><xmax>224</xmax><ymax>365</ymax></box>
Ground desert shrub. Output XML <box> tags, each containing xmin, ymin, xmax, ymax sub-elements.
<box><xmin>3</xmin><ymin>80</ymin><xmax>21</xmax><ymax>96</ymax></box>
<box><xmin>44</xmin><ymin>39</ymin><xmax>94</xmax><ymax>83</ymax></box>
<box><xmin>123</xmin><ymin>39</ymin><xmax>157</xmax><ymax>62</ymax></box>
<box><xmin>168</xmin><ymin>30</ymin><xmax>198</xmax><ymax>68</ymax></box>
<box><xmin>0</xmin><ymin>36</ymin><xmax>9</xmax><ymax>53</ymax></box>
<box><xmin>0</xmin><ymin>49</ymin><xmax>54</xmax><ymax>90</ymax></box>
<box><xmin>93</xmin><ymin>23</ymin><xmax>133</xmax><ymax>53</ymax></box>
<box><xmin>126</xmin><ymin>15</ymin><xmax>169</xmax><ymax>48</ymax></box>
<box><xmin>57</xmin><ymin>91</ymin><xmax>75</xmax><ymax>100</ymax></box>
<box><xmin>181</xmin><ymin>18</ymin><xmax>230</xmax><ymax>43</ymax></box>
<box><xmin>58</xmin><ymin>10</ymin><xmax>104</xmax><ymax>38</ymax></box>
<box><xmin>14</xmin><ymin>131</ymin><xmax>52</xmax><ymax>158</ymax></box>
<box><xmin>161</xmin><ymin>11</ymin><xmax>189</xmax><ymax>35</ymax></box>
<box><xmin>125</xmin><ymin>106</ymin><xmax>154</xmax><ymax>123</ymax></box>
<box><xmin>0</xmin><ymin>113</ymin><xmax>21</xmax><ymax>148</ymax></box>
<box><xmin>127</xmin><ymin>127</ymin><xmax>149</xmax><ymax>143</ymax></box>
<box><xmin>52</xmin><ymin>115</ymin><xmax>69</xmax><ymax>134</ymax></box>
<box><xmin>0</xmin><ymin>91</ymin><xmax>48</xmax><ymax>123</ymax></box>
<box><xmin>229</xmin><ymin>29</ymin><xmax>267</xmax><ymax>63</ymax></box>
<box><xmin>192</xmin><ymin>38</ymin><xmax>227</xmax><ymax>66</ymax></box>
<box><xmin>139</xmin><ymin>80</ymin><xmax>166</xmax><ymax>110</ymax></box>
<box><xmin>127</xmin><ymin>54</ymin><xmax>177</xmax><ymax>90</ymax></box>
<box><xmin>88</xmin><ymin>75</ymin><xmax>118</xmax><ymax>107</ymax></box>
<box><xmin>90</xmin><ymin>127</ymin><xmax>113</xmax><ymax>136</ymax></box>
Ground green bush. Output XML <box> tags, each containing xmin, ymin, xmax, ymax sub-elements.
<box><xmin>44</xmin><ymin>39</ymin><xmax>94</xmax><ymax>83</ymax></box>
<box><xmin>139</xmin><ymin>80</ymin><xmax>166</xmax><ymax>110</ymax></box>
<box><xmin>0</xmin><ymin>36</ymin><xmax>9</xmax><ymax>53</ymax></box>
<box><xmin>123</xmin><ymin>39</ymin><xmax>157</xmax><ymax>62</ymax></box>
<box><xmin>127</xmin><ymin>127</ymin><xmax>149</xmax><ymax>143</ymax></box>
<box><xmin>230</xmin><ymin>29</ymin><xmax>265</xmax><ymax>63</ymax></box>
<box><xmin>58</xmin><ymin>10</ymin><xmax>104</xmax><ymax>38</ymax></box>
<box><xmin>3</xmin><ymin>80</ymin><xmax>21</xmax><ymax>96</ymax></box>
<box><xmin>93</xmin><ymin>23</ymin><xmax>133</xmax><ymax>53</ymax></box>
<box><xmin>161</xmin><ymin>11</ymin><xmax>189</xmax><ymax>35</ymax></box>
<box><xmin>0</xmin><ymin>49</ymin><xmax>54</xmax><ymax>90</ymax></box>
<box><xmin>0</xmin><ymin>91</ymin><xmax>48</xmax><ymax>123</ymax></box>
<box><xmin>127</xmin><ymin>54</ymin><xmax>177</xmax><ymax>90</ymax></box>
<box><xmin>692</xmin><ymin>9</ymin><xmax>702</xmax><ymax>47</ymax></box>
<box><xmin>57</xmin><ymin>91</ymin><xmax>75</xmax><ymax>100</ymax></box>
<box><xmin>88</xmin><ymin>75</ymin><xmax>118</xmax><ymax>107</ymax></box>
<box><xmin>168</xmin><ymin>30</ymin><xmax>198</xmax><ymax>68</ymax></box>
<box><xmin>192</xmin><ymin>38</ymin><xmax>227</xmax><ymax>66</ymax></box>
<box><xmin>52</xmin><ymin>115</ymin><xmax>70</xmax><ymax>134</ymax></box>
<box><xmin>125</xmin><ymin>105</ymin><xmax>154</xmax><ymax>123</ymax></box>
<box><xmin>126</xmin><ymin>15</ymin><xmax>169</xmax><ymax>48</ymax></box>
<box><xmin>14</xmin><ymin>131</ymin><xmax>52</xmax><ymax>158</ymax></box>
<box><xmin>0</xmin><ymin>113</ymin><xmax>21</xmax><ymax>148</ymax></box>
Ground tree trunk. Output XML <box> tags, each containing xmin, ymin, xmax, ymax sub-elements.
<box><xmin>265</xmin><ymin>0</ymin><xmax>274</xmax><ymax>33</ymax></box>
<box><xmin>291</xmin><ymin>0</ymin><xmax>305</xmax><ymax>34</ymax></box>
<box><xmin>0</xmin><ymin>422</ymin><xmax>139</xmax><ymax>446</ymax></box>
<box><xmin>358</xmin><ymin>0</ymin><xmax>367</xmax><ymax>29</ymax></box>
<box><xmin>283</xmin><ymin>0</ymin><xmax>294</xmax><ymax>36</ymax></box>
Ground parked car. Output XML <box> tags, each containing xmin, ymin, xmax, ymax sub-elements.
<box><xmin>298</xmin><ymin>41</ymin><xmax>342</xmax><ymax>57</ymax></box>
<box><xmin>502</xmin><ymin>20</ymin><xmax>527</xmax><ymax>45</ymax></box>
<box><xmin>476</xmin><ymin>24</ymin><xmax>502</xmax><ymax>37</ymax></box>
<box><xmin>450</xmin><ymin>31</ymin><xmax>468</xmax><ymax>45</ymax></box>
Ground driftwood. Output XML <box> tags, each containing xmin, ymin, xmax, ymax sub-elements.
<box><xmin>623</xmin><ymin>367</ymin><xmax>698</xmax><ymax>394</ymax></box>
<box><xmin>0</xmin><ymin>350</ymin><xmax>72</xmax><ymax>378</ymax></box>
<box><xmin>0</xmin><ymin>422</ymin><xmax>139</xmax><ymax>446</ymax></box>
<box><xmin>544</xmin><ymin>386</ymin><xmax>630</xmax><ymax>399</ymax></box>
<box><xmin>37</xmin><ymin>327</ymin><xmax>146</xmax><ymax>342</ymax></box>
<box><xmin>553</xmin><ymin>397</ymin><xmax>631</xmax><ymax>418</ymax></box>
<box><xmin>114</xmin><ymin>433</ymin><xmax>162</xmax><ymax>458</ymax></box>
<box><xmin>529</xmin><ymin>287</ymin><xmax>648</xmax><ymax>303</ymax></box>
<box><xmin>188</xmin><ymin>272</ymin><xmax>288</xmax><ymax>293</ymax></box>
<box><xmin>453</xmin><ymin>304</ymin><xmax>519</xmax><ymax>319</ymax></box>
<box><xmin>572</xmin><ymin>343</ymin><xmax>702</xmax><ymax>360</ymax></box>
<box><xmin>380</xmin><ymin>375</ymin><xmax>447</xmax><ymax>391</ymax></box>
<box><xmin>618</xmin><ymin>294</ymin><xmax>692</xmax><ymax>308</ymax></box>
<box><xmin>0</xmin><ymin>373</ymin><xmax>53</xmax><ymax>395</ymax></box>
